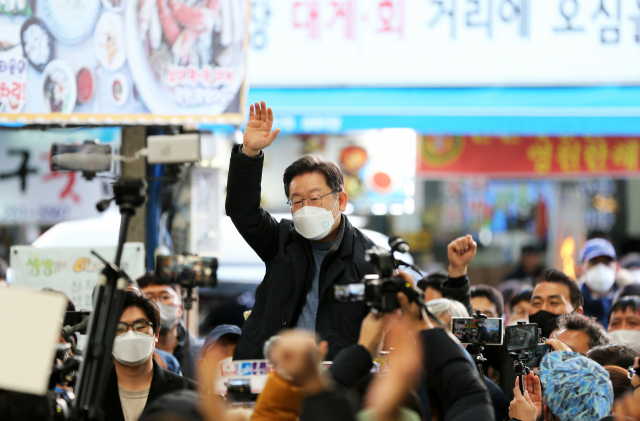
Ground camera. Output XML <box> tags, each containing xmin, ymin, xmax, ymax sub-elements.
<box><xmin>155</xmin><ymin>255</ymin><xmax>218</xmax><ymax>289</ymax></box>
<box><xmin>334</xmin><ymin>237</ymin><xmax>423</xmax><ymax>313</ymax></box>
<box><xmin>225</xmin><ymin>378</ymin><xmax>257</xmax><ymax>404</ymax></box>
<box><xmin>452</xmin><ymin>316</ymin><xmax>503</xmax><ymax>346</ymax></box>
<box><xmin>505</xmin><ymin>322</ymin><xmax>552</xmax><ymax>369</ymax></box>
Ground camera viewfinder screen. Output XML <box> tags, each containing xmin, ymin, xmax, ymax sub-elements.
<box><xmin>451</xmin><ymin>317</ymin><xmax>503</xmax><ymax>345</ymax></box>
<box><xmin>334</xmin><ymin>284</ymin><xmax>365</xmax><ymax>303</ymax></box>
<box><xmin>506</xmin><ymin>324</ymin><xmax>538</xmax><ymax>352</ymax></box>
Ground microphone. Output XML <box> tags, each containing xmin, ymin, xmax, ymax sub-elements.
<box><xmin>51</xmin><ymin>152</ymin><xmax>111</xmax><ymax>172</ymax></box>
<box><xmin>388</xmin><ymin>236</ymin><xmax>410</xmax><ymax>254</ymax></box>
<box><xmin>62</xmin><ymin>317</ymin><xmax>90</xmax><ymax>340</ymax></box>
<box><xmin>50</xmin><ymin>143</ymin><xmax>112</xmax><ymax>172</ymax></box>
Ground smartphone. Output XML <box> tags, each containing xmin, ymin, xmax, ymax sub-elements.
<box><xmin>504</xmin><ymin>323</ymin><xmax>540</xmax><ymax>352</ymax></box>
<box><xmin>155</xmin><ymin>255</ymin><xmax>218</xmax><ymax>288</ymax></box>
<box><xmin>451</xmin><ymin>317</ymin><xmax>504</xmax><ymax>346</ymax></box>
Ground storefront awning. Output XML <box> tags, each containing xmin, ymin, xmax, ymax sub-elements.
<box><xmin>247</xmin><ymin>87</ymin><xmax>640</xmax><ymax>136</ymax></box>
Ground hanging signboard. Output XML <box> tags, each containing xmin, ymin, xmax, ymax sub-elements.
<box><xmin>10</xmin><ymin>243</ymin><xmax>146</xmax><ymax>310</ymax></box>
<box><xmin>248</xmin><ymin>0</ymin><xmax>640</xmax><ymax>87</ymax></box>
<box><xmin>417</xmin><ymin>137</ymin><xmax>640</xmax><ymax>177</ymax></box>
<box><xmin>0</xmin><ymin>127</ymin><xmax>120</xmax><ymax>224</ymax></box>
<box><xmin>0</xmin><ymin>0</ymin><xmax>249</xmax><ymax>125</ymax></box>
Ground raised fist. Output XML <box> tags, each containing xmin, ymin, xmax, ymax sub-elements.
<box><xmin>243</xmin><ymin>101</ymin><xmax>281</xmax><ymax>157</ymax></box>
<box><xmin>447</xmin><ymin>234</ymin><xmax>477</xmax><ymax>278</ymax></box>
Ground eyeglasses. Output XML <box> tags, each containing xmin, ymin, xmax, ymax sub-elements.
<box><xmin>116</xmin><ymin>320</ymin><xmax>153</xmax><ymax>337</ymax></box>
<box><xmin>287</xmin><ymin>192</ymin><xmax>336</xmax><ymax>211</ymax></box>
<box><xmin>144</xmin><ymin>292</ymin><xmax>176</xmax><ymax>305</ymax></box>
<box><xmin>629</xmin><ymin>366</ymin><xmax>637</xmax><ymax>380</ymax></box>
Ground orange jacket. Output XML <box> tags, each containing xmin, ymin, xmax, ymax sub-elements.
<box><xmin>250</xmin><ymin>372</ymin><xmax>307</xmax><ymax>421</ymax></box>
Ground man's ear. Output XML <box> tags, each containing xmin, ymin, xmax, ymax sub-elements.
<box><xmin>576</xmin><ymin>306</ymin><xmax>584</xmax><ymax>315</ymax></box>
<box><xmin>338</xmin><ymin>191</ymin><xmax>348</xmax><ymax>212</ymax></box>
<box><xmin>177</xmin><ymin>304</ymin><xmax>184</xmax><ymax>320</ymax></box>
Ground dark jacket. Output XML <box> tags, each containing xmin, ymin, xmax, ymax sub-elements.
<box><xmin>101</xmin><ymin>359</ymin><xmax>198</xmax><ymax>421</ymax></box>
<box><xmin>226</xmin><ymin>145</ymin><xmax>376</xmax><ymax>360</ymax></box>
<box><xmin>421</xmin><ymin>329</ymin><xmax>493</xmax><ymax>421</ymax></box>
<box><xmin>172</xmin><ymin>321</ymin><xmax>203</xmax><ymax>380</ymax></box>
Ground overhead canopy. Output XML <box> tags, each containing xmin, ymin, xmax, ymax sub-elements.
<box><xmin>244</xmin><ymin>87</ymin><xmax>640</xmax><ymax>136</ymax></box>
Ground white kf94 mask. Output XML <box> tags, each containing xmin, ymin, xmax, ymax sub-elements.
<box><xmin>292</xmin><ymin>197</ymin><xmax>339</xmax><ymax>241</ymax></box>
<box><xmin>112</xmin><ymin>330</ymin><xmax>155</xmax><ymax>367</ymax></box>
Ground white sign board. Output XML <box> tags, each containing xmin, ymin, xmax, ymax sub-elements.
<box><xmin>0</xmin><ymin>128</ymin><xmax>120</xmax><ymax>225</ymax></box>
<box><xmin>0</xmin><ymin>287</ymin><xmax>67</xmax><ymax>395</ymax></box>
<box><xmin>248</xmin><ymin>0</ymin><xmax>640</xmax><ymax>86</ymax></box>
<box><xmin>10</xmin><ymin>243</ymin><xmax>146</xmax><ymax>310</ymax></box>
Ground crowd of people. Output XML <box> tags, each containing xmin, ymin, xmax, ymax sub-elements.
<box><xmin>2</xmin><ymin>101</ymin><xmax>640</xmax><ymax>421</ymax></box>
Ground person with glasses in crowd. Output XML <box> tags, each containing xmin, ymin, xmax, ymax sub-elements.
<box><xmin>137</xmin><ymin>272</ymin><xmax>203</xmax><ymax>379</ymax></box>
<box><xmin>226</xmin><ymin>101</ymin><xmax>378</xmax><ymax>360</ymax></box>
<box><xmin>101</xmin><ymin>290</ymin><xmax>197</xmax><ymax>421</ymax></box>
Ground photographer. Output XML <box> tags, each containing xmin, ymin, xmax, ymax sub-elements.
<box><xmin>397</xmin><ymin>289</ymin><xmax>494</xmax><ymax>420</ymax></box>
<box><xmin>226</xmin><ymin>101</ymin><xmax>377</xmax><ymax>360</ymax></box>
<box><xmin>101</xmin><ymin>290</ymin><xmax>197</xmax><ymax>421</ymax></box>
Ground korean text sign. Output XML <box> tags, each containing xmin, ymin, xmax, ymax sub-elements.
<box><xmin>10</xmin><ymin>243</ymin><xmax>146</xmax><ymax>310</ymax></box>
<box><xmin>418</xmin><ymin>137</ymin><xmax>640</xmax><ymax>177</ymax></box>
<box><xmin>248</xmin><ymin>0</ymin><xmax>640</xmax><ymax>86</ymax></box>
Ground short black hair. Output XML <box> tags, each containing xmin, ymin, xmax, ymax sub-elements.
<box><xmin>282</xmin><ymin>155</ymin><xmax>344</xmax><ymax>199</ymax></box>
<box><xmin>417</xmin><ymin>271</ymin><xmax>448</xmax><ymax>294</ymax></box>
<box><xmin>136</xmin><ymin>271</ymin><xmax>181</xmax><ymax>295</ymax></box>
<box><xmin>614</xmin><ymin>284</ymin><xmax>640</xmax><ymax>304</ymax></box>
<box><xmin>41</xmin><ymin>288</ymin><xmax>76</xmax><ymax>312</ymax></box>
<box><xmin>557</xmin><ymin>313</ymin><xmax>611</xmax><ymax>350</ymax></box>
<box><xmin>608</xmin><ymin>296</ymin><xmax>640</xmax><ymax>325</ymax></box>
<box><xmin>604</xmin><ymin>365</ymin><xmax>633</xmax><ymax>401</ymax></box>
<box><xmin>521</xmin><ymin>245</ymin><xmax>540</xmax><ymax>255</ymax></box>
<box><xmin>470</xmin><ymin>284</ymin><xmax>504</xmax><ymax>316</ymax></box>
<box><xmin>587</xmin><ymin>344</ymin><xmax>640</xmax><ymax>369</ymax></box>
<box><xmin>122</xmin><ymin>290</ymin><xmax>161</xmax><ymax>335</ymax></box>
<box><xmin>533</xmin><ymin>268</ymin><xmax>584</xmax><ymax>310</ymax></box>
<box><xmin>509</xmin><ymin>286</ymin><xmax>532</xmax><ymax>311</ymax></box>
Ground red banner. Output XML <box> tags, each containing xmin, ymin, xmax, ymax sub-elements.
<box><xmin>417</xmin><ymin>137</ymin><xmax>640</xmax><ymax>177</ymax></box>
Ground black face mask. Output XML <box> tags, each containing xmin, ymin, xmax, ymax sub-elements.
<box><xmin>528</xmin><ymin>310</ymin><xmax>561</xmax><ymax>339</ymax></box>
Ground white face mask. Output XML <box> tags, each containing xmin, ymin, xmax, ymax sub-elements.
<box><xmin>585</xmin><ymin>263</ymin><xmax>616</xmax><ymax>294</ymax></box>
<box><xmin>157</xmin><ymin>302</ymin><xmax>179</xmax><ymax>332</ymax></box>
<box><xmin>629</xmin><ymin>269</ymin><xmax>640</xmax><ymax>284</ymax></box>
<box><xmin>609</xmin><ymin>329</ymin><xmax>640</xmax><ymax>351</ymax></box>
<box><xmin>292</xmin><ymin>196</ymin><xmax>339</xmax><ymax>241</ymax></box>
<box><xmin>112</xmin><ymin>330</ymin><xmax>155</xmax><ymax>367</ymax></box>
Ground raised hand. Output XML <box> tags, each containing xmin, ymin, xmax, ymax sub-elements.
<box><xmin>243</xmin><ymin>101</ymin><xmax>281</xmax><ymax>157</ymax></box>
<box><xmin>516</xmin><ymin>372</ymin><xmax>543</xmax><ymax>420</ymax></box>
<box><xmin>509</xmin><ymin>385</ymin><xmax>538</xmax><ymax>421</ymax></box>
<box><xmin>447</xmin><ymin>234</ymin><xmax>477</xmax><ymax>278</ymax></box>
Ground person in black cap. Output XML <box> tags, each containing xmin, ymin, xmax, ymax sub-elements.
<box><xmin>200</xmin><ymin>325</ymin><xmax>242</xmax><ymax>369</ymax></box>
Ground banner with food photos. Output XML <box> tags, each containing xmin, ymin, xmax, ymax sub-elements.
<box><xmin>0</xmin><ymin>0</ymin><xmax>249</xmax><ymax>125</ymax></box>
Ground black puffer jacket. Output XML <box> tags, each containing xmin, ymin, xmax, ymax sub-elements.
<box><xmin>226</xmin><ymin>145</ymin><xmax>376</xmax><ymax>360</ymax></box>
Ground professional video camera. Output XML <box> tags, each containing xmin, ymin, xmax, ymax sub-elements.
<box><xmin>334</xmin><ymin>236</ymin><xmax>424</xmax><ymax>313</ymax></box>
<box><xmin>505</xmin><ymin>321</ymin><xmax>552</xmax><ymax>393</ymax></box>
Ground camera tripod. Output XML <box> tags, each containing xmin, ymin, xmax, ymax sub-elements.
<box><xmin>71</xmin><ymin>178</ymin><xmax>147</xmax><ymax>421</ymax></box>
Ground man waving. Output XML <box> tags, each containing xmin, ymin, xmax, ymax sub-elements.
<box><xmin>226</xmin><ymin>101</ymin><xmax>376</xmax><ymax>360</ymax></box>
